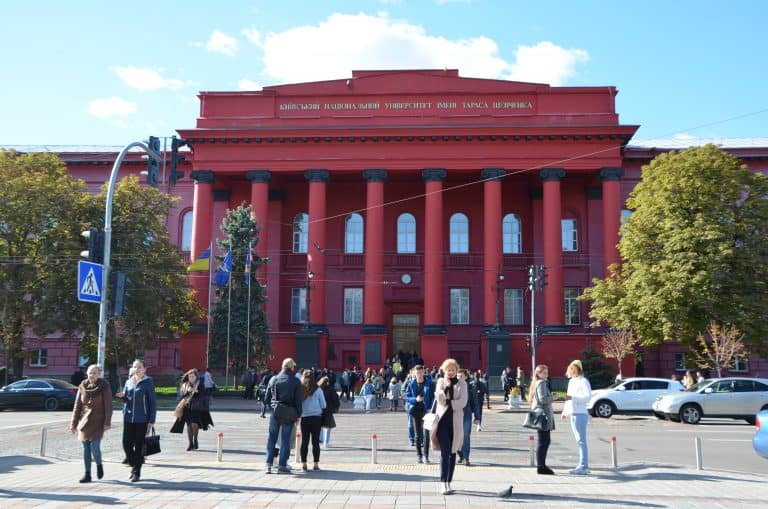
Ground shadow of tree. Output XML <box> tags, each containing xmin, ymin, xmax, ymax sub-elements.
<box><xmin>0</xmin><ymin>455</ymin><xmax>52</xmax><ymax>475</ymax></box>
<box><xmin>0</xmin><ymin>489</ymin><xmax>121</xmax><ymax>505</ymax></box>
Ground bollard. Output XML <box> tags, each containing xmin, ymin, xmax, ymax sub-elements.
<box><xmin>694</xmin><ymin>436</ymin><xmax>703</xmax><ymax>470</ymax></box>
<box><xmin>295</xmin><ymin>433</ymin><xmax>302</xmax><ymax>464</ymax></box>
<box><xmin>528</xmin><ymin>435</ymin><xmax>535</xmax><ymax>466</ymax></box>
<box><xmin>371</xmin><ymin>434</ymin><xmax>378</xmax><ymax>464</ymax></box>
<box><xmin>217</xmin><ymin>432</ymin><xmax>224</xmax><ymax>462</ymax></box>
<box><xmin>610</xmin><ymin>436</ymin><xmax>618</xmax><ymax>468</ymax></box>
<box><xmin>40</xmin><ymin>426</ymin><xmax>48</xmax><ymax>457</ymax></box>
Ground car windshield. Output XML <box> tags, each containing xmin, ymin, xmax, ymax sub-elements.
<box><xmin>48</xmin><ymin>379</ymin><xmax>77</xmax><ymax>389</ymax></box>
<box><xmin>607</xmin><ymin>380</ymin><xmax>625</xmax><ymax>389</ymax></box>
<box><xmin>687</xmin><ymin>379</ymin><xmax>713</xmax><ymax>392</ymax></box>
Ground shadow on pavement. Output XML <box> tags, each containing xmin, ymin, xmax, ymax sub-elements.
<box><xmin>0</xmin><ymin>455</ymin><xmax>52</xmax><ymax>475</ymax></box>
<box><xmin>0</xmin><ymin>489</ymin><xmax>121</xmax><ymax>505</ymax></box>
<box><xmin>105</xmin><ymin>478</ymin><xmax>295</xmax><ymax>493</ymax></box>
<box><xmin>501</xmin><ymin>492</ymin><xmax>664</xmax><ymax>507</ymax></box>
<box><xmin>295</xmin><ymin>470</ymin><xmax>434</xmax><ymax>482</ymax></box>
<box><xmin>599</xmin><ymin>465</ymin><xmax>764</xmax><ymax>484</ymax></box>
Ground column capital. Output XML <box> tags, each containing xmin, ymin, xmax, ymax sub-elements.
<box><xmin>245</xmin><ymin>170</ymin><xmax>272</xmax><ymax>183</ymax></box>
<box><xmin>190</xmin><ymin>170</ymin><xmax>215</xmax><ymax>184</ymax></box>
<box><xmin>362</xmin><ymin>169</ymin><xmax>388</xmax><ymax>183</ymax></box>
<box><xmin>539</xmin><ymin>168</ymin><xmax>565</xmax><ymax>182</ymax></box>
<box><xmin>599</xmin><ymin>167</ymin><xmax>624</xmax><ymax>181</ymax></box>
<box><xmin>422</xmin><ymin>168</ymin><xmax>446</xmax><ymax>182</ymax></box>
<box><xmin>481</xmin><ymin>168</ymin><xmax>506</xmax><ymax>180</ymax></box>
<box><xmin>304</xmin><ymin>169</ymin><xmax>329</xmax><ymax>183</ymax></box>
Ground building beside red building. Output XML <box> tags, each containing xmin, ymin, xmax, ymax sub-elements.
<box><xmin>7</xmin><ymin>69</ymin><xmax>768</xmax><ymax>382</ymax></box>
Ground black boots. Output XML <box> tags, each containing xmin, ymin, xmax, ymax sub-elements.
<box><xmin>79</xmin><ymin>473</ymin><xmax>91</xmax><ymax>483</ymax></box>
<box><xmin>130</xmin><ymin>464</ymin><xmax>142</xmax><ymax>482</ymax></box>
<box><xmin>193</xmin><ymin>436</ymin><xmax>199</xmax><ymax>450</ymax></box>
<box><xmin>537</xmin><ymin>466</ymin><xmax>555</xmax><ymax>475</ymax></box>
<box><xmin>97</xmin><ymin>464</ymin><xmax>104</xmax><ymax>480</ymax></box>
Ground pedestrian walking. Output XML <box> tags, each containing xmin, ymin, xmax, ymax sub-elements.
<box><xmin>529</xmin><ymin>364</ymin><xmax>555</xmax><ymax>475</ymax></box>
<box><xmin>69</xmin><ymin>364</ymin><xmax>112</xmax><ymax>483</ymax></box>
<box><xmin>263</xmin><ymin>358</ymin><xmax>303</xmax><ymax>474</ymax></box>
<box><xmin>115</xmin><ymin>359</ymin><xmax>157</xmax><ymax>483</ymax></box>
<box><xmin>404</xmin><ymin>365</ymin><xmax>433</xmax><ymax>463</ymax></box>
<box><xmin>318</xmin><ymin>376</ymin><xmax>340</xmax><ymax>447</ymax></box>
<box><xmin>387</xmin><ymin>376</ymin><xmax>402</xmax><ymax>411</ymax></box>
<box><xmin>299</xmin><ymin>370</ymin><xmax>326</xmax><ymax>471</ymax></box>
<box><xmin>360</xmin><ymin>377</ymin><xmax>375</xmax><ymax>412</ymax></box>
<box><xmin>430</xmin><ymin>358</ymin><xmax>468</xmax><ymax>495</ymax></box>
<box><xmin>472</xmin><ymin>371</ymin><xmax>489</xmax><ymax>427</ymax></box>
<box><xmin>501</xmin><ymin>367</ymin><xmax>511</xmax><ymax>402</ymax></box>
<box><xmin>457</xmin><ymin>369</ymin><xmax>480</xmax><ymax>466</ymax></box>
<box><xmin>565</xmin><ymin>359</ymin><xmax>592</xmax><ymax>475</ymax></box>
<box><xmin>516</xmin><ymin>366</ymin><xmax>526</xmax><ymax>401</ymax></box>
<box><xmin>170</xmin><ymin>369</ymin><xmax>214</xmax><ymax>451</ymax></box>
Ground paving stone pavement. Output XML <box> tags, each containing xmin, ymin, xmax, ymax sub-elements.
<box><xmin>2</xmin><ymin>396</ymin><xmax>767</xmax><ymax>508</ymax></box>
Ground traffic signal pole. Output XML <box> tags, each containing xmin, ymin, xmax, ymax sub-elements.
<box><xmin>95</xmin><ymin>140</ymin><xmax>159</xmax><ymax>372</ymax></box>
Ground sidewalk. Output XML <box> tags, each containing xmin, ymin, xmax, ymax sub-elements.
<box><xmin>2</xmin><ymin>397</ymin><xmax>767</xmax><ymax>508</ymax></box>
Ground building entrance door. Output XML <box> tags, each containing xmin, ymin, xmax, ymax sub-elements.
<box><xmin>392</xmin><ymin>314</ymin><xmax>420</xmax><ymax>355</ymax></box>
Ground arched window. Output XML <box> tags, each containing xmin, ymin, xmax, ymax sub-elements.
<box><xmin>293</xmin><ymin>213</ymin><xmax>308</xmax><ymax>253</ymax></box>
<box><xmin>180</xmin><ymin>210</ymin><xmax>193</xmax><ymax>251</ymax></box>
<box><xmin>449</xmin><ymin>213</ymin><xmax>469</xmax><ymax>253</ymax></box>
<box><xmin>397</xmin><ymin>213</ymin><xmax>416</xmax><ymax>253</ymax></box>
<box><xmin>345</xmin><ymin>213</ymin><xmax>364</xmax><ymax>253</ymax></box>
<box><xmin>502</xmin><ymin>213</ymin><xmax>522</xmax><ymax>253</ymax></box>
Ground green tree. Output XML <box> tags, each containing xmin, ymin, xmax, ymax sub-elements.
<box><xmin>581</xmin><ymin>342</ymin><xmax>615</xmax><ymax>389</ymax></box>
<box><xmin>210</xmin><ymin>205</ymin><xmax>270</xmax><ymax>385</ymax></box>
<box><xmin>582</xmin><ymin>145</ymin><xmax>768</xmax><ymax>351</ymax></box>
<box><xmin>0</xmin><ymin>150</ymin><xmax>91</xmax><ymax>381</ymax></box>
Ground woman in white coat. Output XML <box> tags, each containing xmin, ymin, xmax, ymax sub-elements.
<box><xmin>430</xmin><ymin>358</ymin><xmax>467</xmax><ymax>495</ymax></box>
<box><xmin>565</xmin><ymin>359</ymin><xmax>592</xmax><ymax>475</ymax></box>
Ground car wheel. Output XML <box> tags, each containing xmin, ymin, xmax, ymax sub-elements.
<box><xmin>595</xmin><ymin>400</ymin><xmax>615</xmax><ymax>418</ymax></box>
<box><xmin>44</xmin><ymin>397</ymin><xmax>59</xmax><ymax>411</ymax></box>
<box><xmin>680</xmin><ymin>404</ymin><xmax>701</xmax><ymax>424</ymax></box>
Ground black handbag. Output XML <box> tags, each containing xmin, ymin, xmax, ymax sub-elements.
<box><xmin>143</xmin><ymin>428</ymin><xmax>161</xmax><ymax>456</ymax></box>
<box><xmin>522</xmin><ymin>410</ymin><xmax>549</xmax><ymax>430</ymax></box>
<box><xmin>321</xmin><ymin>410</ymin><xmax>336</xmax><ymax>429</ymax></box>
<box><xmin>271</xmin><ymin>383</ymin><xmax>298</xmax><ymax>424</ymax></box>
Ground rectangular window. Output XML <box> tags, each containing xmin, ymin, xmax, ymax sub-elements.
<box><xmin>450</xmin><ymin>288</ymin><xmax>470</xmax><ymax>325</ymax></box>
<box><xmin>290</xmin><ymin>288</ymin><xmax>307</xmax><ymax>324</ymax></box>
<box><xmin>343</xmin><ymin>288</ymin><xmax>363</xmax><ymax>324</ymax></box>
<box><xmin>561</xmin><ymin>219</ymin><xmax>578</xmax><ymax>251</ymax></box>
<box><xmin>564</xmin><ymin>288</ymin><xmax>581</xmax><ymax>325</ymax></box>
<box><xmin>730</xmin><ymin>356</ymin><xmax>749</xmax><ymax>373</ymax></box>
<box><xmin>674</xmin><ymin>352</ymin><xmax>687</xmax><ymax>371</ymax></box>
<box><xmin>503</xmin><ymin>288</ymin><xmax>524</xmax><ymax>325</ymax></box>
<box><xmin>29</xmin><ymin>349</ymin><xmax>48</xmax><ymax>367</ymax></box>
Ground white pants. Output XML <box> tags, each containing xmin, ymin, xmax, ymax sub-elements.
<box><xmin>363</xmin><ymin>395</ymin><xmax>374</xmax><ymax>411</ymax></box>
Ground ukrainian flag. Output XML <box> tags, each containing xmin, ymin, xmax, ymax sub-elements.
<box><xmin>187</xmin><ymin>248</ymin><xmax>211</xmax><ymax>272</ymax></box>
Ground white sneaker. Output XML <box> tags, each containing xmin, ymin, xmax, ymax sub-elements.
<box><xmin>569</xmin><ymin>466</ymin><xmax>589</xmax><ymax>475</ymax></box>
<box><xmin>476</xmin><ymin>424</ymin><xmax>482</xmax><ymax>432</ymax></box>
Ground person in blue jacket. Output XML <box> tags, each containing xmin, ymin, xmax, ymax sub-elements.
<box><xmin>116</xmin><ymin>359</ymin><xmax>157</xmax><ymax>483</ymax></box>
<box><xmin>404</xmin><ymin>364</ymin><xmax>434</xmax><ymax>463</ymax></box>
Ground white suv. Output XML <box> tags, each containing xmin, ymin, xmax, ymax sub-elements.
<box><xmin>588</xmin><ymin>377</ymin><xmax>684</xmax><ymax>418</ymax></box>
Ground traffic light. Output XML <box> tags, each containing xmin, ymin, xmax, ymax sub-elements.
<box><xmin>169</xmin><ymin>136</ymin><xmax>187</xmax><ymax>186</ymax></box>
<box><xmin>81</xmin><ymin>227</ymin><xmax>104</xmax><ymax>264</ymax></box>
<box><xmin>538</xmin><ymin>265</ymin><xmax>548</xmax><ymax>289</ymax></box>
<box><xmin>527</xmin><ymin>266</ymin><xmax>536</xmax><ymax>291</ymax></box>
<box><xmin>111</xmin><ymin>271</ymin><xmax>127</xmax><ymax>317</ymax></box>
<box><xmin>146</xmin><ymin>136</ymin><xmax>160</xmax><ymax>187</ymax></box>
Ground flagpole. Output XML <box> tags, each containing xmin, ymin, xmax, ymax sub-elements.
<box><xmin>225</xmin><ymin>267</ymin><xmax>232</xmax><ymax>388</ymax></box>
<box><xmin>246</xmin><ymin>240</ymin><xmax>252</xmax><ymax>370</ymax></box>
<box><xmin>205</xmin><ymin>241</ymin><xmax>213</xmax><ymax>369</ymax></box>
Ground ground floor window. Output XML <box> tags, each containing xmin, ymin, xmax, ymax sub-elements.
<box><xmin>730</xmin><ymin>356</ymin><xmax>749</xmax><ymax>373</ymax></box>
<box><xmin>343</xmin><ymin>288</ymin><xmax>363</xmax><ymax>324</ymax></box>
<box><xmin>291</xmin><ymin>288</ymin><xmax>307</xmax><ymax>323</ymax></box>
<box><xmin>564</xmin><ymin>288</ymin><xmax>581</xmax><ymax>325</ymax></box>
<box><xmin>450</xmin><ymin>288</ymin><xmax>470</xmax><ymax>324</ymax></box>
<box><xmin>29</xmin><ymin>349</ymin><xmax>47</xmax><ymax>367</ymax></box>
<box><xmin>503</xmin><ymin>288</ymin><xmax>524</xmax><ymax>325</ymax></box>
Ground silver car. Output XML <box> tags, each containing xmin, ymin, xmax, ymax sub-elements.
<box><xmin>588</xmin><ymin>377</ymin><xmax>684</xmax><ymax>418</ymax></box>
<box><xmin>652</xmin><ymin>377</ymin><xmax>768</xmax><ymax>424</ymax></box>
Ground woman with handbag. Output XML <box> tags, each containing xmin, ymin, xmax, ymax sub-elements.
<box><xmin>69</xmin><ymin>364</ymin><xmax>112</xmax><ymax>483</ymax></box>
<box><xmin>431</xmin><ymin>358</ymin><xmax>467</xmax><ymax>495</ymax></box>
<box><xmin>528</xmin><ymin>364</ymin><xmax>555</xmax><ymax>475</ymax></box>
<box><xmin>171</xmin><ymin>369</ymin><xmax>214</xmax><ymax>451</ymax></box>
<box><xmin>317</xmin><ymin>376</ymin><xmax>339</xmax><ymax>448</ymax></box>
<box><xmin>115</xmin><ymin>359</ymin><xmax>157</xmax><ymax>483</ymax></box>
<box><xmin>299</xmin><ymin>369</ymin><xmax>326</xmax><ymax>471</ymax></box>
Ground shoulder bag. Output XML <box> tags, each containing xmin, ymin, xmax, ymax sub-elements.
<box><xmin>522</xmin><ymin>383</ymin><xmax>550</xmax><ymax>431</ymax></box>
<box><xmin>143</xmin><ymin>428</ymin><xmax>161</xmax><ymax>456</ymax></box>
<box><xmin>271</xmin><ymin>381</ymin><xmax>298</xmax><ymax>424</ymax></box>
<box><xmin>422</xmin><ymin>399</ymin><xmax>439</xmax><ymax>431</ymax></box>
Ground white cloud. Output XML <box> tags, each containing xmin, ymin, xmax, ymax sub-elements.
<box><xmin>259</xmin><ymin>12</ymin><xmax>588</xmax><ymax>86</ymax></box>
<box><xmin>193</xmin><ymin>29</ymin><xmax>239</xmax><ymax>56</ymax></box>
<box><xmin>112</xmin><ymin>66</ymin><xmax>186</xmax><ymax>91</ymax></box>
<box><xmin>238</xmin><ymin>79</ymin><xmax>262</xmax><ymax>91</ymax></box>
<box><xmin>87</xmin><ymin>97</ymin><xmax>137</xmax><ymax>118</ymax></box>
<box><xmin>242</xmin><ymin>27</ymin><xmax>262</xmax><ymax>47</ymax></box>
<box><xmin>505</xmin><ymin>41</ymin><xmax>589</xmax><ymax>86</ymax></box>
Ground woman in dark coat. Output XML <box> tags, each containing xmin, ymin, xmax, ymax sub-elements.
<box><xmin>171</xmin><ymin>369</ymin><xmax>214</xmax><ymax>450</ymax></box>
<box><xmin>69</xmin><ymin>364</ymin><xmax>112</xmax><ymax>483</ymax></box>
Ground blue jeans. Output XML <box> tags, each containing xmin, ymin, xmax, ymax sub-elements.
<box><xmin>570</xmin><ymin>413</ymin><xmax>589</xmax><ymax>469</ymax></box>
<box><xmin>83</xmin><ymin>438</ymin><xmax>103</xmax><ymax>473</ymax></box>
<box><xmin>459</xmin><ymin>414</ymin><xmax>472</xmax><ymax>460</ymax></box>
<box><xmin>406</xmin><ymin>405</ymin><xmax>415</xmax><ymax>443</ymax></box>
<box><xmin>265</xmin><ymin>415</ymin><xmax>294</xmax><ymax>468</ymax></box>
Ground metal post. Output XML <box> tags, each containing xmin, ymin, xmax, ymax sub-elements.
<box><xmin>217</xmin><ymin>432</ymin><xmax>224</xmax><ymax>462</ymax></box>
<box><xmin>694</xmin><ymin>436</ymin><xmax>703</xmax><ymax>470</ymax></box>
<box><xmin>610</xmin><ymin>436</ymin><xmax>618</xmax><ymax>468</ymax></box>
<box><xmin>528</xmin><ymin>435</ymin><xmax>535</xmax><ymax>466</ymax></box>
<box><xmin>530</xmin><ymin>271</ymin><xmax>536</xmax><ymax>375</ymax></box>
<box><xmin>371</xmin><ymin>434</ymin><xmax>378</xmax><ymax>464</ymax></box>
<box><xmin>295</xmin><ymin>433</ymin><xmax>302</xmax><ymax>464</ymax></box>
<box><xmin>40</xmin><ymin>426</ymin><xmax>48</xmax><ymax>457</ymax></box>
<box><xmin>96</xmin><ymin>141</ymin><xmax>156</xmax><ymax>371</ymax></box>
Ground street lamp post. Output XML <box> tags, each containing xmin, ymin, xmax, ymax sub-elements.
<box><xmin>493</xmin><ymin>273</ymin><xmax>505</xmax><ymax>331</ymax></box>
<box><xmin>304</xmin><ymin>269</ymin><xmax>314</xmax><ymax>329</ymax></box>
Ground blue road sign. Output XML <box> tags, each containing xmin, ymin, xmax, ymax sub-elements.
<box><xmin>78</xmin><ymin>260</ymin><xmax>103</xmax><ymax>303</ymax></box>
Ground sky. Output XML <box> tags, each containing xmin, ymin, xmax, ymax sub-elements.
<box><xmin>2</xmin><ymin>0</ymin><xmax>767</xmax><ymax>147</ymax></box>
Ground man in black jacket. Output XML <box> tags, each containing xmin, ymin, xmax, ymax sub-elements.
<box><xmin>263</xmin><ymin>358</ymin><xmax>303</xmax><ymax>474</ymax></box>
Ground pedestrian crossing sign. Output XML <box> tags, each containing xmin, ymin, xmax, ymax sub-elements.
<box><xmin>78</xmin><ymin>260</ymin><xmax>103</xmax><ymax>303</ymax></box>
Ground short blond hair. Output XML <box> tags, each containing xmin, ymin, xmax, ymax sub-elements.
<box><xmin>440</xmin><ymin>358</ymin><xmax>459</xmax><ymax>372</ymax></box>
<box><xmin>567</xmin><ymin>359</ymin><xmax>583</xmax><ymax>377</ymax></box>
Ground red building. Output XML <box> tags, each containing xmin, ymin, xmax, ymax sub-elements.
<box><xmin>8</xmin><ymin>69</ymin><xmax>768</xmax><ymax>381</ymax></box>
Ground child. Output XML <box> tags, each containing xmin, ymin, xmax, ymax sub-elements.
<box><xmin>387</xmin><ymin>377</ymin><xmax>402</xmax><ymax>411</ymax></box>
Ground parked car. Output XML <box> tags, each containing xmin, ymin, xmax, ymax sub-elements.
<box><xmin>0</xmin><ymin>378</ymin><xmax>77</xmax><ymax>411</ymax></box>
<box><xmin>754</xmin><ymin>410</ymin><xmax>768</xmax><ymax>459</ymax></box>
<box><xmin>652</xmin><ymin>377</ymin><xmax>768</xmax><ymax>424</ymax></box>
<box><xmin>588</xmin><ymin>377</ymin><xmax>684</xmax><ymax>418</ymax></box>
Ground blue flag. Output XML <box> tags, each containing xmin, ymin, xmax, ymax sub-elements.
<box><xmin>214</xmin><ymin>250</ymin><xmax>233</xmax><ymax>287</ymax></box>
<box><xmin>244</xmin><ymin>248</ymin><xmax>252</xmax><ymax>284</ymax></box>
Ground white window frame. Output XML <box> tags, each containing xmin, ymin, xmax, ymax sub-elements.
<box><xmin>293</xmin><ymin>213</ymin><xmax>308</xmax><ymax>253</ymax></box>
<box><xmin>397</xmin><ymin>213</ymin><xmax>416</xmax><ymax>253</ymax></box>
<box><xmin>290</xmin><ymin>288</ymin><xmax>307</xmax><ymax>324</ymax></box>
<box><xmin>503</xmin><ymin>288</ymin><xmax>524</xmax><ymax>325</ymax></box>
<box><xmin>29</xmin><ymin>348</ymin><xmax>48</xmax><ymax>367</ymax></box>
<box><xmin>730</xmin><ymin>356</ymin><xmax>749</xmax><ymax>373</ymax></box>
<box><xmin>180</xmin><ymin>210</ymin><xmax>193</xmax><ymax>251</ymax></box>
<box><xmin>343</xmin><ymin>288</ymin><xmax>363</xmax><ymax>324</ymax></box>
<box><xmin>561</xmin><ymin>219</ymin><xmax>578</xmax><ymax>252</ymax></box>
<box><xmin>502</xmin><ymin>213</ymin><xmax>522</xmax><ymax>254</ymax></box>
<box><xmin>449</xmin><ymin>213</ymin><xmax>469</xmax><ymax>253</ymax></box>
<box><xmin>564</xmin><ymin>288</ymin><xmax>581</xmax><ymax>325</ymax></box>
<box><xmin>674</xmin><ymin>353</ymin><xmax>687</xmax><ymax>371</ymax></box>
<box><xmin>345</xmin><ymin>213</ymin><xmax>364</xmax><ymax>254</ymax></box>
<box><xmin>450</xmin><ymin>288</ymin><xmax>470</xmax><ymax>325</ymax></box>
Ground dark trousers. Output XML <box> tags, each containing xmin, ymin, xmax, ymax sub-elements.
<box><xmin>537</xmin><ymin>429</ymin><xmax>551</xmax><ymax>467</ymax></box>
<box><xmin>122</xmin><ymin>421</ymin><xmax>149</xmax><ymax>467</ymax></box>
<box><xmin>437</xmin><ymin>413</ymin><xmax>456</xmax><ymax>482</ymax></box>
<box><xmin>300</xmin><ymin>415</ymin><xmax>322</xmax><ymax>463</ymax></box>
<box><xmin>411</xmin><ymin>414</ymin><xmax>430</xmax><ymax>459</ymax></box>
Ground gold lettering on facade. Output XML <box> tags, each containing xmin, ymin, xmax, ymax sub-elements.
<box><xmin>279</xmin><ymin>103</ymin><xmax>321</xmax><ymax>111</ymax></box>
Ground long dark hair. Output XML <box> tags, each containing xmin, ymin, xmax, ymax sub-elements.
<box><xmin>180</xmin><ymin>369</ymin><xmax>199</xmax><ymax>390</ymax></box>
<box><xmin>301</xmin><ymin>369</ymin><xmax>317</xmax><ymax>399</ymax></box>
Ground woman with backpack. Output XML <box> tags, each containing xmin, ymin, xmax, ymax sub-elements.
<box><xmin>318</xmin><ymin>376</ymin><xmax>340</xmax><ymax>448</ymax></box>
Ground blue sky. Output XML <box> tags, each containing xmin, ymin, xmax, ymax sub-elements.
<box><xmin>2</xmin><ymin>0</ymin><xmax>767</xmax><ymax>146</ymax></box>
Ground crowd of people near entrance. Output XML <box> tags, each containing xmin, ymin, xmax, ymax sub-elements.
<box><xmin>68</xmin><ymin>350</ymin><xmax>593</xmax><ymax>498</ymax></box>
